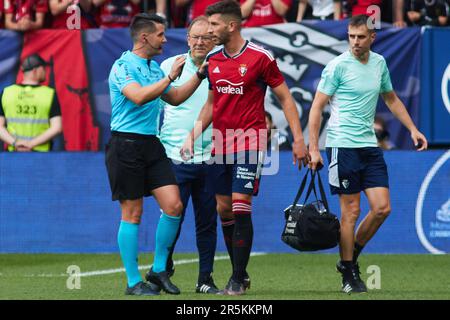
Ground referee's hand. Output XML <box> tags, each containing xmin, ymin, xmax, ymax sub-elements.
<box><xmin>169</xmin><ymin>55</ymin><xmax>187</xmax><ymax>80</ymax></box>
<box><xmin>292</xmin><ymin>140</ymin><xmax>309</xmax><ymax>169</ymax></box>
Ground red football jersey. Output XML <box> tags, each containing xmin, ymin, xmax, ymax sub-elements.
<box><xmin>4</xmin><ymin>0</ymin><xmax>48</xmax><ymax>22</ymax></box>
<box><xmin>96</xmin><ymin>0</ymin><xmax>140</xmax><ymax>28</ymax></box>
<box><xmin>51</xmin><ymin>1</ymin><xmax>94</xmax><ymax>29</ymax></box>
<box><xmin>207</xmin><ymin>41</ymin><xmax>285</xmax><ymax>155</ymax></box>
<box><xmin>350</xmin><ymin>0</ymin><xmax>382</xmax><ymax>16</ymax></box>
<box><xmin>189</xmin><ymin>0</ymin><xmax>219</xmax><ymax>22</ymax></box>
<box><xmin>241</xmin><ymin>0</ymin><xmax>292</xmax><ymax>28</ymax></box>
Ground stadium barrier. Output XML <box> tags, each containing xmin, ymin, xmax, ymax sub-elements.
<box><xmin>1</xmin><ymin>150</ymin><xmax>448</xmax><ymax>254</ymax></box>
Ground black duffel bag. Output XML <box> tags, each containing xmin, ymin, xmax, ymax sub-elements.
<box><xmin>281</xmin><ymin>169</ymin><xmax>340</xmax><ymax>251</ymax></box>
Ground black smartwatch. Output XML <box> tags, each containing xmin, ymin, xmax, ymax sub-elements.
<box><xmin>196</xmin><ymin>71</ymin><xmax>206</xmax><ymax>80</ymax></box>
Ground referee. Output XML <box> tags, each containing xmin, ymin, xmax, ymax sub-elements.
<box><xmin>106</xmin><ymin>13</ymin><xmax>207</xmax><ymax>296</ymax></box>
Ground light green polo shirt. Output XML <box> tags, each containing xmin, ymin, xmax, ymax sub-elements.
<box><xmin>159</xmin><ymin>52</ymin><xmax>212</xmax><ymax>163</ymax></box>
<box><xmin>317</xmin><ymin>50</ymin><xmax>393</xmax><ymax>148</ymax></box>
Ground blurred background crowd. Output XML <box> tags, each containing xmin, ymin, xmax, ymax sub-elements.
<box><xmin>0</xmin><ymin>0</ymin><xmax>449</xmax><ymax>32</ymax></box>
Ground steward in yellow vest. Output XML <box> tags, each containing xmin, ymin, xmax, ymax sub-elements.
<box><xmin>0</xmin><ymin>54</ymin><xmax>62</xmax><ymax>152</ymax></box>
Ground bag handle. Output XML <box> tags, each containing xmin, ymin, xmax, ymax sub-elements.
<box><xmin>292</xmin><ymin>168</ymin><xmax>311</xmax><ymax>207</ymax></box>
<box><xmin>302</xmin><ymin>170</ymin><xmax>330</xmax><ymax>213</ymax></box>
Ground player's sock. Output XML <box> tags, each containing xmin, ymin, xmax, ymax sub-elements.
<box><xmin>117</xmin><ymin>220</ymin><xmax>142</xmax><ymax>287</ymax></box>
<box><xmin>221</xmin><ymin>218</ymin><xmax>235</xmax><ymax>265</ymax></box>
<box><xmin>231</xmin><ymin>200</ymin><xmax>253</xmax><ymax>283</ymax></box>
<box><xmin>153</xmin><ymin>212</ymin><xmax>181</xmax><ymax>273</ymax></box>
<box><xmin>353</xmin><ymin>242</ymin><xmax>365</xmax><ymax>263</ymax></box>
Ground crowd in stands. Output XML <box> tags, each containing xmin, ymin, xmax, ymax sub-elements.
<box><xmin>0</xmin><ymin>0</ymin><xmax>449</xmax><ymax>31</ymax></box>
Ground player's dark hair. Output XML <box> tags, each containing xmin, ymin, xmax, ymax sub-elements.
<box><xmin>130</xmin><ymin>13</ymin><xmax>166</xmax><ymax>42</ymax></box>
<box><xmin>349</xmin><ymin>14</ymin><xmax>374</xmax><ymax>33</ymax></box>
<box><xmin>205</xmin><ymin>0</ymin><xmax>242</xmax><ymax>22</ymax></box>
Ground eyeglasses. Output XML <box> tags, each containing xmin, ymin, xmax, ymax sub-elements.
<box><xmin>189</xmin><ymin>35</ymin><xmax>213</xmax><ymax>42</ymax></box>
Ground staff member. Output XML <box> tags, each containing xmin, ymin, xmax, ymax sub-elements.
<box><xmin>0</xmin><ymin>54</ymin><xmax>62</xmax><ymax>152</ymax></box>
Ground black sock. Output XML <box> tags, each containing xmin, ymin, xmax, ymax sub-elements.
<box><xmin>353</xmin><ymin>242</ymin><xmax>364</xmax><ymax>263</ymax></box>
<box><xmin>221</xmin><ymin>218</ymin><xmax>235</xmax><ymax>266</ymax></box>
<box><xmin>341</xmin><ymin>260</ymin><xmax>353</xmax><ymax>269</ymax></box>
<box><xmin>231</xmin><ymin>212</ymin><xmax>253</xmax><ymax>283</ymax></box>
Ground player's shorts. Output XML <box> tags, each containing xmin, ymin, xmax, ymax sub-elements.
<box><xmin>208</xmin><ymin>151</ymin><xmax>264</xmax><ymax>196</ymax></box>
<box><xmin>105</xmin><ymin>131</ymin><xmax>177</xmax><ymax>201</ymax></box>
<box><xmin>326</xmin><ymin>147</ymin><xmax>389</xmax><ymax>195</ymax></box>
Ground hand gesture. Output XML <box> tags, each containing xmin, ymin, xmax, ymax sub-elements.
<box><xmin>180</xmin><ymin>135</ymin><xmax>194</xmax><ymax>161</ymax></box>
<box><xmin>169</xmin><ymin>55</ymin><xmax>186</xmax><ymax>80</ymax></box>
<box><xmin>411</xmin><ymin>130</ymin><xmax>428</xmax><ymax>151</ymax></box>
<box><xmin>292</xmin><ymin>139</ymin><xmax>309</xmax><ymax>169</ymax></box>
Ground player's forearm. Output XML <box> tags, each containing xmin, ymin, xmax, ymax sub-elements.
<box><xmin>308</xmin><ymin>100</ymin><xmax>325</xmax><ymax>151</ymax></box>
<box><xmin>271</xmin><ymin>0</ymin><xmax>289</xmax><ymax>16</ymax></box>
<box><xmin>191</xmin><ymin>102</ymin><xmax>213</xmax><ymax>141</ymax></box>
<box><xmin>241</xmin><ymin>0</ymin><xmax>256</xmax><ymax>18</ymax></box>
<box><xmin>29</xmin><ymin>117</ymin><xmax>63</xmax><ymax>149</ymax></box>
<box><xmin>296</xmin><ymin>0</ymin><xmax>307</xmax><ymax>22</ymax></box>
<box><xmin>334</xmin><ymin>1</ymin><xmax>341</xmax><ymax>20</ymax></box>
<box><xmin>281</xmin><ymin>97</ymin><xmax>304</xmax><ymax>143</ymax></box>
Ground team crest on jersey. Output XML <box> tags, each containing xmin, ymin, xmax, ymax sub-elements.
<box><xmin>239</xmin><ymin>64</ymin><xmax>247</xmax><ymax>77</ymax></box>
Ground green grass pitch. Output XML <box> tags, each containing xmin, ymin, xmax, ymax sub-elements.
<box><xmin>1</xmin><ymin>253</ymin><xmax>449</xmax><ymax>300</ymax></box>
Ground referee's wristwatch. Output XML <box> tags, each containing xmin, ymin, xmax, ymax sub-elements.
<box><xmin>168</xmin><ymin>74</ymin><xmax>175</xmax><ymax>82</ymax></box>
<box><xmin>196</xmin><ymin>71</ymin><xmax>206</xmax><ymax>80</ymax></box>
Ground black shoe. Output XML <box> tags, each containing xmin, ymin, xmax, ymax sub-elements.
<box><xmin>339</xmin><ymin>262</ymin><xmax>367</xmax><ymax>294</ymax></box>
<box><xmin>222</xmin><ymin>277</ymin><xmax>245</xmax><ymax>296</ymax></box>
<box><xmin>146</xmin><ymin>269</ymin><xmax>180</xmax><ymax>295</ymax></box>
<box><xmin>125</xmin><ymin>281</ymin><xmax>160</xmax><ymax>296</ymax></box>
<box><xmin>196</xmin><ymin>275</ymin><xmax>221</xmax><ymax>294</ymax></box>
<box><xmin>352</xmin><ymin>262</ymin><xmax>368</xmax><ymax>292</ymax></box>
<box><xmin>243</xmin><ymin>272</ymin><xmax>251</xmax><ymax>291</ymax></box>
<box><xmin>166</xmin><ymin>259</ymin><xmax>175</xmax><ymax>278</ymax></box>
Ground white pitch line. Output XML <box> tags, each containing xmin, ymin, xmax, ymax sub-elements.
<box><xmin>25</xmin><ymin>252</ymin><xmax>267</xmax><ymax>278</ymax></box>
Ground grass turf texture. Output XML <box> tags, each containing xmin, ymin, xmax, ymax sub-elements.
<box><xmin>0</xmin><ymin>253</ymin><xmax>449</xmax><ymax>300</ymax></box>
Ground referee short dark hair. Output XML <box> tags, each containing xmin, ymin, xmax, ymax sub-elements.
<box><xmin>205</xmin><ymin>0</ymin><xmax>242</xmax><ymax>22</ymax></box>
<box><xmin>130</xmin><ymin>13</ymin><xmax>166</xmax><ymax>42</ymax></box>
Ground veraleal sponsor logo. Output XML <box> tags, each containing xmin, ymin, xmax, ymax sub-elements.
<box><xmin>216</xmin><ymin>79</ymin><xmax>244</xmax><ymax>95</ymax></box>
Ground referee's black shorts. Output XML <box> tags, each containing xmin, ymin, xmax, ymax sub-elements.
<box><xmin>105</xmin><ymin>131</ymin><xmax>177</xmax><ymax>201</ymax></box>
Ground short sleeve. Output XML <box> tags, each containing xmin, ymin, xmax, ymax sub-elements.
<box><xmin>261</xmin><ymin>58</ymin><xmax>285</xmax><ymax>89</ymax></box>
<box><xmin>49</xmin><ymin>90</ymin><xmax>62</xmax><ymax>118</ymax></box>
<box><xmin>317</xmin><ymin>62</ymin><xmax>340</xmax><ymax>96</ymax></box>
<box><xmin>0</xmin><ymin>91</ymin><xmax>4</xmax><ymax>117</ymax></box>
<box><xmin>112</xmin><ymin>62</ymin><xmax>138</xmax><ymax>92</ymax></box>
<box><xmin>380</xmin><ymin>59</ymin><xmax>393</xmax><ymax>93</ymax></box>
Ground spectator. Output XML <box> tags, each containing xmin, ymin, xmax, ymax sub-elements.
<box><xmin>297</xmin><ymin>0</ymin><xmax>341</xmax><ymax>21</ymax></box>
<box><xmin>374</xmin><ymin>116</ymin><xmax>395</xmax><ymax>150</ymax></box>
<box><xmin>341</xmin><ymin>0</ymin><xmax>407</xmax><ymax>27</ymax></box>
<box><xmin>174</xmin><ymin>0</ymin><xmax>221</xmax><ymax>24</ymax></box>
<box><xmin>406</xmin><ymin>0</ymin><xmax>449</xmax><ymax>26</ymax></box>
<box><xmin>265</xmin><ymin>111</ymin><xmax>292</xmax><ymax>151</ymax></box>
<box><xmin>4</xmin><ymin>0</ymin><xmax>48</xmax><ymax>31</ymax></box>
<box><xmin>93</xmin><ymin>0</ymin><xmax>141</xmax><ymax>28</ymax></box>
<box><xmin>0</xmin><ymin>54</ymin><xmax>62</xmax><ymax>152</ymax></box>
<box><xmin>49</xmin><ymin>0</ymin><xmax>96</xmax><ymax>29</ymax></box>
<box><xmin>241</xmin><ymin>0</ymin><xmax>292</xmax><ymax>27</ymax></box>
